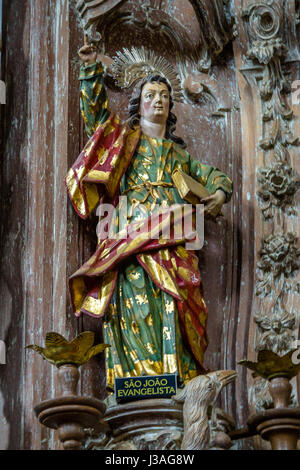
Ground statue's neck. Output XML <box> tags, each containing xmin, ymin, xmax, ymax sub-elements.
<box><xmin>140</xmin><ymin>117</ymin><xmax>166</xmax><ymax>140</ymax></box>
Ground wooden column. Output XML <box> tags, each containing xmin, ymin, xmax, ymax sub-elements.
<box><xmin>0</xmin><ymin>0</ymin><xmax>83</xmax><ymax>450</ymax></box>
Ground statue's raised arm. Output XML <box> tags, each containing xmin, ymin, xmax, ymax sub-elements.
<box><xmin>78</xmin><ymin>37</ymin><xmax>114</xmax><ymax>137</ymax></box>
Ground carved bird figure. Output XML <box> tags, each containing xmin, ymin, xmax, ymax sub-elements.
<box><xmin>173</xmin><ymin>370</ymin><xmax>236</xmax><ymax>450</ymax></box>
<box><xmin>26</xmin><ymin>331</ymin><xmax>110</xmax><ymax>367</ymax></box>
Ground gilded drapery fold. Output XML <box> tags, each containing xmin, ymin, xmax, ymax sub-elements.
<box><xmin>65</xmin><ymin>113</ymin><xmax>141</xmax><ymax>217</ymax></box>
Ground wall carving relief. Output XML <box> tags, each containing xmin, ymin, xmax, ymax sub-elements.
<box><xmin>74</xmin><ymin>0</ymin><xmax>236</xmax><ymax>124</ymax></box>
<box><xmin>249</xmin><ymin>376</ymin><xmax>298</xmax><ymax>413</ymax></box>
<box><xmin>257</xmin><ymin>144</ymin><xmax>299</xmax><ymax>219</ymax></box>
<box><xmin>76</xmin><ymin>0</ymin><xmax>126</xmax><ymax>42</ymax></box>
<box><xmin>75</xmin><ymin>0</ymin><xmax>234</xmax><ymax>69</ymax></box>
<box><xmin>84</xmin><ymin>429</ymin><xmax>183</xmax><ymax>450</ymax></box>
<box><xmin>241</xmin><ymin>0</ymin><xmax>300</xmax><ymax>416</ymax></box>
<box><xmin>255</xmin><ymin>232</ymin><xmax>300</xmax><ymax>297</ymax></box>
<box><xmin>243</xmin><ymin>2</ymin><xmax>298</xmax><ymax>151</ymax></box>
<box><xmin>254</xmin><ymin>310</ymin><xmax>296</xmax><ymax>353</ymax></box>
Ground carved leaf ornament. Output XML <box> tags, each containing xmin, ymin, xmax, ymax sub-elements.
<box><xmin>26</xmin><ymin>331</ymin><xmax>110</xmax><ymax>367</ymax></box>
<box><xmin>256</xmin><ymin>233</ymin><xmax>300</xmax><ymax>297</ymax></box>
<box><xmin>254</xmin><ymin>311</ymin><xmax>296</xmax><ymax>354</ymax></box>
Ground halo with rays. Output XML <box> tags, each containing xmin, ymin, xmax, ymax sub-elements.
<box><xmin>111</xmin><ymin>47</ymin><xmax>183</xmax><ymax>102</ymax></box>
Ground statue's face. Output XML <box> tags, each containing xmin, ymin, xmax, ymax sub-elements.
<box><xmin>139</xmin><ymin>81</ymin><xmax>170</xmax><ymax>124</ymax></box>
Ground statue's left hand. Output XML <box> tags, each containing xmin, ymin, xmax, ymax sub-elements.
<box><xmin>201</xmin><ymin>189</ymin><xmax>226</xmax><ymax>218</ymax></box>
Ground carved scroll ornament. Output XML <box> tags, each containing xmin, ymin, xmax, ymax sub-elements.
<box><xmin>75</xmin><ymin>0</ymin><xmax>234</xmax><ymax>71</ymax></box>
<box><xmin>76</xmin><ymin>0</ymin><xmax>126</xmax><ymax>42</ymax></box>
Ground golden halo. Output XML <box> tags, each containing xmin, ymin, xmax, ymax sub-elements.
<box><xmin>111</xmin><ymin>47</ymin><xmax>183</xmax><ymax>102</ymax></box>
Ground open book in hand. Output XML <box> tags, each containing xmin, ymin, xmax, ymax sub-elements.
<box><xmin>172</xmin><ymin>169</ymin><xmax>223</xmax><ymax>218</ymax></box>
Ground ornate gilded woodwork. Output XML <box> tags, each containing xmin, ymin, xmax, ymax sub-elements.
<box><xmin>26</xmin><ymin>331</ymin><xmax>110</xmax><ymax>367</ymax></box>
<box><xmin>240</xmin><ymin>349</ymin><xmax>300</xmax><ymax>381</ymax></box>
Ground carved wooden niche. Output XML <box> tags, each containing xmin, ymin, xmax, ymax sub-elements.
<box><xmin>75</xmin><ymin>0</ymin><xmax>241</xmax><ymax>416</ymax></box>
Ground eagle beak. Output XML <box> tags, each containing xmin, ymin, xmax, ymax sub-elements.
<box><xmin>209</xmin><ymin>370</ymin><xmax>237</xmax><ymax>429</ymax></box>
<box><xmin>207</xmin><ymin>369</ymin><xmax>237</xmax><ymax>390</ymax></box>
<box><xmin>219</xmin><ymin>370</ymin><xmax>237</xmax><ymax>388</ymax></box>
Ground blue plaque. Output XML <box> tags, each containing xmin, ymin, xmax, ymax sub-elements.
<box><xmin>115</xmin><ymin>374</ymin><xmax>177</xmax><ymax>403</ymax></box>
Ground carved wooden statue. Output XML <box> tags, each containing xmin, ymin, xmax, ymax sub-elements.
<box><xmin>173</xmin><ymin>370</ymin><xmax>236</xmax><ymax>450</ymax></box>
<box><xmin>65</xmin><ymin>36</ymin><xmax>233</xmax><ymax>393</ymax></box>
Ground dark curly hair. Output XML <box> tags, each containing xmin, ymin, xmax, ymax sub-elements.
<box><xmin>128</xmin><ymin>74</ymin><xmax>186</xmax><ymax>148</ymax></box>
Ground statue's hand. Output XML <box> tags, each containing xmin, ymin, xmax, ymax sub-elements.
<box><xmin>78</xmin><ymin>44</ymin><xmax>98</xmax><ymax>65</ymax></box>
<box><xmin>78</xmin><ymin>37</ymin><xmax>113</xmax><ymax>70</ymax></box>
<box><xmin>201</xmin><ymin>189</ymin><xmax>226</xmax><ymax>218</ymax></box>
